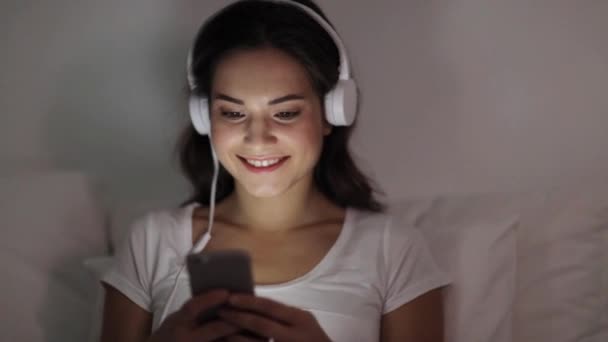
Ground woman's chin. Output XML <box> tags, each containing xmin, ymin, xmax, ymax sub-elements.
<box><xmin>241</xmin><ymin>184</ymin><xmax>287</xmax><ymax>199</ymax></box>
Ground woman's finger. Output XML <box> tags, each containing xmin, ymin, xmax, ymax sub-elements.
<box><xmin>179</xmin><ymin>289</ymin><xmax>230</xmax><ymax>322</ymax></box>
<box><xmin>228</xmin><ymin>295</ymin><xmax>301</xmax><ymax>324</ymax></box>
<box><xmin>224</xmin><ymin>334</ymin><xmax>262</xmax><ymax>342</ymax></box>
<box><xmin>192</xmin><ymin>319</ymin><xmax>241</xmax><ymax>341</ymax></box>
<box><xmin>219</xmin><ymin>308</ymin><xmax>285</xmax><ymax>339</ymax></box>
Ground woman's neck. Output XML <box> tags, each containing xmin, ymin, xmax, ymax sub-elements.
<box><xmin>220</xmin><ymin>178</ymin><xmax>335</xmax><ymax>233</ymax></box>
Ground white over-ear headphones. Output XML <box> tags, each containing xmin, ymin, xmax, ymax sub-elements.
<box><xmin>186</xmin><ymin>0</ymin><xmax>358</xmax><ymax>135</ymax></box>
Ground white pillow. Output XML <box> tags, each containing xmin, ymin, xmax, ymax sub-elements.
<box><xmin>513</xmin><ymin>186</ymin><xmax>608</xmax><ymax>342</ymax></box>
<box><xmin>0</xmin><ymin>170</ymin><xmax>108</xmax><ymax>342</ymax></box>
<box><xmin>390</xmin><ymin>195</ymin><xmax>519</xmax><ymax>342</ymax></box>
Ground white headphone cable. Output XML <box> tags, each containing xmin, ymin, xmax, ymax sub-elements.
<box><xmin>158</xmin><ymin>133</ymin><xmax>219</xmax><ymax>323</ymax></box>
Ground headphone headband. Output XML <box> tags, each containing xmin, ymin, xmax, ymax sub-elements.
<box><xmin>187</xmin><ymin>0</ymin><xmax>351</xmax><ymax>91</ymax></box>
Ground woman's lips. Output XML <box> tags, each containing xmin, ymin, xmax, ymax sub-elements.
<box><xmin>238</xmin><ymin>156</ymin><xmax>289</xmax><ymax>173</ymax></box>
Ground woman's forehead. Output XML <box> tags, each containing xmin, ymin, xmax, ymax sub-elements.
<box><xmin>212</xmin><ymin>47</ymin><xmax>315</xmax><ymax>94</ymax></box>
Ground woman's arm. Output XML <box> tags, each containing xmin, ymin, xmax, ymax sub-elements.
<box><xmin>380</xmin><ymin>288</ymin><xmax>445</xmax><ymax>342</ymax></box>
<box><xmin>100</xmin><ymin>284</ymin><xmax>152</xmax><ymax>342</ymax></box>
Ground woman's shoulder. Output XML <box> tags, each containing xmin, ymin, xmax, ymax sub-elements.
<box><xmin>348</xmin><ymin>205</ymin><xmax>423</xmax><ymax>244</ymax></box>
<box><xmin>123</xmin><ymin>203</ymin><xmax>195</xmax><ymax>246</ymax></box>
<box><xmin>348</xmin><ymin>206</ymin><xmax>397</xmax><ymax>231</ymax></box>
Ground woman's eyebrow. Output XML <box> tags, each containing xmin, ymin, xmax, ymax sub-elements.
<box><xmin>214</xmin><ymin>93</ymin><xmax>244</xmax><ymax>105</ymax></box>
<box><xmin>268</xmin><ymin>94</ymin><xmax>306</xmax><ymax>105</ymax></box>
<box><xmin>214</xmin><ymin>93</ymin><xmax>305</xmax><ymax>105</ymax></box>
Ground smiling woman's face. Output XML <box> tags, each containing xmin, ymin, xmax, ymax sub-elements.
<box><xmin>209</xmin><ymin>47</ymin><xmax>332</xmax><ymax>198</ymax></box>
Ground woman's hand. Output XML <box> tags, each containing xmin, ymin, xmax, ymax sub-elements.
<box><xmin>147</xmin><ymin>289</ymin><xmax>240</xmax><ymax>342</ymax></box>
<box><xmin>218</xmin><ymin>294</ymin><xmax>332</xmax><ymax>342</ymax></box>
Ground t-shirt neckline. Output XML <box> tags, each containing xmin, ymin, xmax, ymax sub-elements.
<box><xmin>182</xmin><ymin>202</ymin><xmax>354</xmax><ymax>290</ymax></box>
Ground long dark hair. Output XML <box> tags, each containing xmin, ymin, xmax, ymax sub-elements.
<box><xmin>178</xmin><ymin>0</ymin><xmax>384</xmax><ymax>212</ymax></box>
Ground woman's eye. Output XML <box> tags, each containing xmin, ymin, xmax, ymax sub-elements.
<box><xmin>275</xmin><ymin>111</ymin><xmax>300</xmax><ymax>120</ymax></box>
<box><xmin>220</xmin><ymin>111</ymin><xmax>245</xmax><ymax>120</ymax></box>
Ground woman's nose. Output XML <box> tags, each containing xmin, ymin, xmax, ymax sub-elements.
<box><xmin>244</xmin><ymin>116</ymin><xmax>276</xmax><ymax>145</ymax></box>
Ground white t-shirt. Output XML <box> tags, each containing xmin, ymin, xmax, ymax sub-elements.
<box><xmin>102</xmin><ymin>203</ymin><xmax>450</xmax><ymax>342</ymax></box>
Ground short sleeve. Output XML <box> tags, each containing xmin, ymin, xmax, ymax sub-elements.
<box><xmin>101</xmin><ymin>215</ymin><xmax>154</xmax><ymax>312</ymax></box>
<box><xmin>382</xmin><ymin>217</ymin><xmax>451</xmax><ymax>314</ymax></box>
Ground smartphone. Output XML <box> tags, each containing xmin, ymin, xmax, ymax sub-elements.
<box><xmin>186</xmin><ymin>249</ymin><xmax>255</xmax><ymax>324</ymax></box>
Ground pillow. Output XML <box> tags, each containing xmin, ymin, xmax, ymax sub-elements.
<box><xmin>513</xmin><ymin>185</ymin><xmax>608</xmax><ymax>342</ymax></box>
<box><xmin>390</xmin><ymin>195</ymin><xmax>519</xmax><ymax>342</ymax></box>
<box><xmin>0</xmin><ymin>170</ymin><xmax>109</xmax><ymax>342</ymax></box>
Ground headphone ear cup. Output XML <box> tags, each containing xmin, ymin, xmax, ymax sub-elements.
<box><xmin>189</xmin><ymin>95</ymin><xmax>211</xmax><ymax>135</ymax></box>
<box><xmin>324</xmin><ymin>79</ymin><xmax>358</xmax><ymax>126</ymax></box>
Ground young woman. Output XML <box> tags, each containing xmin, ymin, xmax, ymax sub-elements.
<box><xmin>100</xmin><ymin>1</ymin><xmax>450</xmax><ymax>341</ymax></box>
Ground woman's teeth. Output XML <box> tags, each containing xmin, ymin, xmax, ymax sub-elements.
<box><xmin>245</xmin><ymin>158</ymin><xmax>281</xmax><ymax>168</ymax></box>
